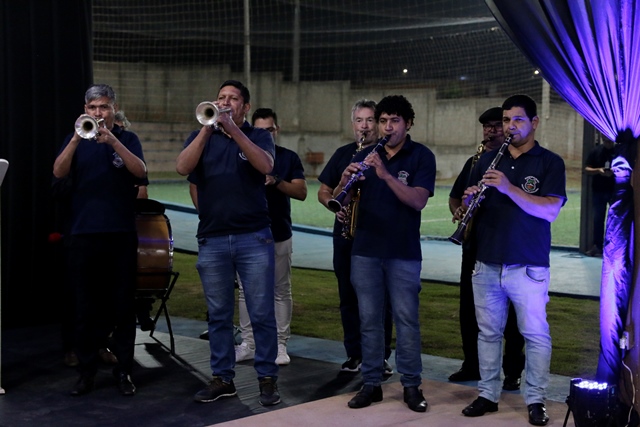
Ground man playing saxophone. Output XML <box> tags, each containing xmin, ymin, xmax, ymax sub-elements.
<box><xmin>318</xmin><ymin>99</ymin><xmax>394</xmax><ymax>375</ymax></box>
<box><xmin>460</xmin><ymin>95</ymin><xmax>566</xmax><ymax>426</ymax></box>
<box><xmin>341</xmin><ymin>95</ymin><xmax>435</xmax><ymax>413</ymax></box>
<box><xmin>447</xmin><ymin>107</ymin><xmax>525</xmax><ymax>391</ymax></box>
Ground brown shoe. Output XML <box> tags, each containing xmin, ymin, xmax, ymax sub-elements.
<box><xmin>99</xmin><ymin>348</ymin><xmax>118</xmax><ymax>365</ymax></box>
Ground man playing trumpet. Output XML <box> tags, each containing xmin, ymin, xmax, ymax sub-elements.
<box><xmin>176</xmin><ymin>80</ymin><xmax>280</xmax><ymax>407</ymax></box>
<box><xmin>53</xmin><ymin>83</ymin><xmax>147</xmax><ymax>397</ymax></box>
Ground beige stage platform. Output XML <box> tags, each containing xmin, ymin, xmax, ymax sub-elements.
<box><xmin>215</xmin><ymin>379</ymin><xmax>573</xmax><ymax>427</ymax></box>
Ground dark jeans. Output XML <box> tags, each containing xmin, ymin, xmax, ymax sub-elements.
<box><xmin>459</xmin><ymin>241</ymin><xmax>525</xmax><ymax>377</ymax></box>
<box><xmin>68</xmin><ymin>232</ymin><xmax>138</xmax><ymax>377</ymax></box>
<box><xmin>333</xmin><ymin>237</ymin><xmax>392</xmax><ymax>360</ymax></box>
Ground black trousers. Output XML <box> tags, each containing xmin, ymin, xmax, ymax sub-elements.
<box><xmin>68</xmin><ymin>232</ymin><xmax>138</xmax><ymax>377</ymax></box>
<box><xmin>459</xmin><ymin>241</ymin><xmax>525</xmax><ymax>377</ymax></box>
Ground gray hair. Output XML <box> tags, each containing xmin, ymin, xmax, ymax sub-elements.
<box><xmin>114</xmin><ymin>110</ymin><xmax>131</xmax><ymax>129</ymax></box>
<box><xmin>351</xmin><ymin>99</ymin><xmax>377</xmax><ymax>122</ymax></box>
<box><xmin>84</xmin><ymin>84</ymin><xmax>116</xmax><ymax>104</ymax></box>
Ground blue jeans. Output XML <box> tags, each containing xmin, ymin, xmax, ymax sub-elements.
<box><xmin>351</xmin><ymin>256</ymin><xmax>423</xmax><ymax>388</ymax></box>
<box><xmin>472</xmin><ymin>261</ymin><xmax>551</xmax><ymax>405</ymax></box>
<box><xmin>196</xmin><ymin>227</ymin><xmax>278</xmax><ymax>381</ymax></box>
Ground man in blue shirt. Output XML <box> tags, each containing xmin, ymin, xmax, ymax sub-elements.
<box><xmin>341</xmin><ymin>95</ymin><xmax>435</xmax><ymax>413</ymax></box>
<box><xmin>461</xmin><ymin>94</ymin><xmax>566</xmax><ymax>426</ymax></box>
<box><xmin>176</xmin><ymin>80</ymin><xmax>280</xmax><ymax>406</ymax></box>
<box><xmin>53</xmin><ymin>83</ymin><xmax>148</xmax><ymax>397</ymax></box>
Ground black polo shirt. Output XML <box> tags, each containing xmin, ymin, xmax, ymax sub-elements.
<box><xmin>351</xmin><ymin>135</ymin><xmax>436</xmax><ymax>260</ymax></box>
<box><xmin>267</xmin><ymin>145</ymin><xmax>305</xmax><ymax>242</ymax></box>
<box><xmin>185</xmin><ymin>122</ymin><xmax>275</xmax><ymax>237</ymax></box>
<box><xmin>470</xmin><ymin>141</ymin><xmax>567</xmax><ymax>267</ymax></box>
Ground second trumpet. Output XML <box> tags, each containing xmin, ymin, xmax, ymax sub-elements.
<box><xmin>195</xmin><ymin>101</ymin><xmax>232</xmax><ymax>129</ymax></box>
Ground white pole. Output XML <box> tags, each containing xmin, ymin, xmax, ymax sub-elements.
<box><xmin>0</xmin><ymin>158</ymin><xmax>9</xmax><ymax>395</ymax></box>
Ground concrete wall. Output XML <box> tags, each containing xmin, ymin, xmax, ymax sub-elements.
<box><xmin>95</xmin><ymin>62</ymin><xmax>584</xmax><ymax>178</ymax></box>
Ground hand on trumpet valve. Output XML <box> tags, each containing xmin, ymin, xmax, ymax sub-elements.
<box><xmin>336</xmin><ymin>207</ymin><xmax>347</xmax><ymax>224</ymax></box>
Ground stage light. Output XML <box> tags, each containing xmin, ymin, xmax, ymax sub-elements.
<box><xmin>566</xmin><ymin>378</ymin><xmax>616</xmax><ymax>427</ymax></box>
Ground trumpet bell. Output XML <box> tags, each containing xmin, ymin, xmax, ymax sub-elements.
<box><xmin>75</xmin><ymin>114</ymin><xmax>104</xmax><ymax>139</ymax></box>
<box><xmin>195</xmin><ymin>101</ymin><xmax>231</xmax><ymax>127</ymax></box>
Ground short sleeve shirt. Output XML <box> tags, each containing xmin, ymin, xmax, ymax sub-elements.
<box><xmin>351</xmin><ymin>135</ymin><xmax>436</xmax><ymax>260</ymax></box>
<box><xmin>185</xmin><ymin>122</ymin><xmax>275</xmax><ymax>237</ymax></box>
<box><xmin>58</xmin><ymin>125</ymin><xmax>147</xmax><ymax>235</ymax></box>
<box><xmin>471</xmin><ymin>141</ymin><xmax>567</xmax><ymax>267</ymax></box>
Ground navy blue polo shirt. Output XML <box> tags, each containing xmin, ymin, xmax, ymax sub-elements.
<box><xmin>185</xmin><ymin>122</ymin><xmax>275</xmax><ymax>237</ymax></box>
<box><xmin>470</xmin><ymin>141</ymin><xmax>567</xmax><ymax>267</ymax></box>
<box><xmin>58</xmin><ymin>124</ymin><xmax>148</xmax><ymax>235</ymax></box>
<box><xmin>318</xmin><ymin>141</ymin><xmax>362</xmax><ymax>237</ymax></box>
<box><xmin>267</xmin><ymin>145</ymin><xmax>305</xmax><ymax>242</ymax></box>
<box><xmin>351</xmin><ymin>135</ymin><xmax>436</xmax><ymax>260</ymax></box>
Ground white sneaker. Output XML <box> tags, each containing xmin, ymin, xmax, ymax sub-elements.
<box><xmin>275</xmin><ymin>344</ymin><xmax>290</xmax><ymax>365</ymax></box>
<box><xmin>235</xmin><ymin>342</ymin><xmax>255</xmax><ymax>362</ymax></box>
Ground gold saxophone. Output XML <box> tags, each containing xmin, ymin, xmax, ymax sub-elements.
<box><xmin>341</xmin><ymin>134</ymin><xmax>367</xmax><ymax>240</ymax></box>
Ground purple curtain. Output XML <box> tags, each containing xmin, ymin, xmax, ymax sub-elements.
<box><xmin>485</xmin><ymin>0</ymin><xmax>640</xmax><ymax>407</ymax></box>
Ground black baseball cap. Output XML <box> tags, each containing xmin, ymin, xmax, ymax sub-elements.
<box><xmin>478</xmin><ymin>107</ymin><xmax>503</xmax><ymax>124</ymax></box>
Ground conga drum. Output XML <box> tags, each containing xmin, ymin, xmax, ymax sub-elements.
<box><xmin>135</xmin><ymin>199</ymin><xmax>173</xmax><ymax>291</ymax></box>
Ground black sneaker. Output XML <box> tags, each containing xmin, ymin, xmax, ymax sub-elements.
<box><xmin>258</xmin><ymin>377</ymin><xmax>281</xmax><ymax>406</ymax></box>
<box><xmin>114</xmin><ymin>372</ymin><xmax>136</xmax><ymax>396</ymax></box>
<box><xmin>340</xmin><ymin>357</ymin><xmax>362</xmax><ymax>372</ymax></box>
<box><xmin>194</xmin><ymin>376</ymin><xmax>237</xmax><ymax>403</ymax></box>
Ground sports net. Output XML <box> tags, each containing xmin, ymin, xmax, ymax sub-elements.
<box><xmin>92</xmin><ymin>0</ymin><xmax>589</xmax><ymax>246</ymax></box>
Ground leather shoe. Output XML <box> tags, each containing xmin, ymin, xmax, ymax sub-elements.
<box><xmin>115</xmin><ymin>372</ymin><xmax>136</xmax><ymax>396</ymax></box>
<box><xmin>139</xmin><ymin>317</ymin><xmax>155</xmax><ymax>332</ymax></box>
<box><xmin>462</xmin><ymin>396</ymin><xmax>498</xmax><ymax>417</ymax></box>
<box><xmin>403</xmin><ymin>386</ymin><xmax>428</xmax><ymax>412</ymax></box>
<box><xmin>99</xmin><ymin>348</ymin><xmax>118</xmax><ymax>365</ymax></box>
<box><xmin>503</xmin><ymin>376</ymin><xmax>521</xmax><ymax>391</ymax></box>
<box><xmin>448</xmin><ymin>368</ymin><xmax>481</xmax><ymax>382</ymax></box>
<box><xmin>348</xmin><ymin>385</ymin><xmax>383</xmax><ymax>408</ymax></box>
<box><xmin>528</xmin><ymin>403</ymin><xmax>549</xmax><ymax>426</ymax></box>
<box><xmin>70</xmin><ymin>375</ymin><xmax>94</xmax><ymax>396</ymax></box>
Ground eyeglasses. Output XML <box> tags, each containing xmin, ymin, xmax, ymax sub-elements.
<box><xmin>482</xmin><ymin>123</ymin><xmax>502</xmax><ymax>131</ymax></box>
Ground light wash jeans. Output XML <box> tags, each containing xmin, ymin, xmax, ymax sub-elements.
<box><xmin>239</xmin><ymin>237</ymin><xmax>293</xmax><ymax>347</ymax></box>
<box><xmin>351</xmin><ymin>255</ymin><xmax>423</xmax><ymax>388</ymax></box>
<box><xmin>472</xmin><ymin>261</ymin><xmax>551</xmax><ymax>405</ymax></box>
<box><xmin>196</xmin><ymin>227</ymin><xmax>278</xmax><ymax>381</ymax></box>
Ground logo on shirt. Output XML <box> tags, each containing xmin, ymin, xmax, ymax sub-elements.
<box><xmin>239</xmin><ymin>152</ymin><xmax>248</xmax><ymax>161</ymax></box>
<box><xmin>112</xmin><ymin>152</ymin><xmax>124</xmax><ymax>168</ymax></box>
<box><xmin>397</xmin><ymin>171</ymin><xmax>409</xmax><ymax>185</ymax></box>
<box><xmin>522</xmin><ymin>176</ymin><xmax>540</xmax><ymax>193</ymax></box>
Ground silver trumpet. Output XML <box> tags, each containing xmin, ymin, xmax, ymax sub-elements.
<box><xmin>74</xmin><ymin>114</ymin><xmax>104</xmax><ymax>139</ymax></box>
<box><xmin>195</xmin><ymin>101</ymin><xmax>232</xmax><ymax>130</ymax></box>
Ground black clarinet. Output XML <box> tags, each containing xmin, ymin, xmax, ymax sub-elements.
<box><xmin>448</xmin><ymin>135</ymin><xmax>512</xmax><ymax>245</ymax></box>
<box><xmin>327</xmin><ymin>135</ymin><xmax>390</xmax><ymax>213</ymax></box>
